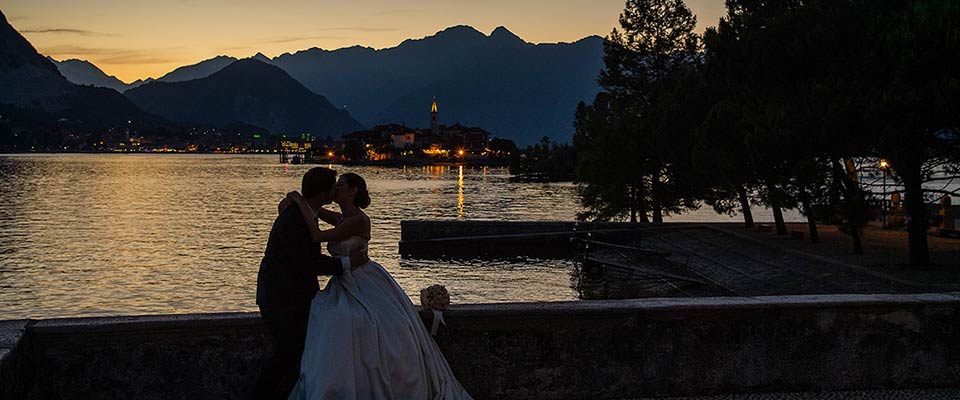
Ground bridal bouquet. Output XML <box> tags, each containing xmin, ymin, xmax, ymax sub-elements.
<box><xmin>420</xmin><ymin>285</ymin><xmax>450</xmax><ymax>311</ymax></box>
<box><xmin>420</xmin><ymin>285</ymin><xmax>450</xmax><ymax>336</ymax></box>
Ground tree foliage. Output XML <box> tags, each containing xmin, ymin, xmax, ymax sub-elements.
<box><xmin>575</xmin><ymin>0</ymin><xmax>960</xmax><ymax>266</ymax></box>
<box><xmin>575</xmin><ymin>0</ymin><xmax>703</xmax><ymax>223</ymax></box>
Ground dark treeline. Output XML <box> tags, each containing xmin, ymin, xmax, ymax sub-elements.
<box><xmin>573</xmin><ymin>0</ymin><xmax>960</xmax><ymax>266</ymax></box>
<box><xmin>509</xmin><ymin>136</ymin><xmax>576</xmax><ymax>182</ymax></box>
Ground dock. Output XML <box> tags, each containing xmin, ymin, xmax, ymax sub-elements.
<box><xmin>399</xmin><ymin>221</ymin><xmax>927</xmax><ymax>300</ymax></box>
<box><xmin>398</xmin><ymin>220</ymin><xmax>638</xmax><ymax>259</ymax></box>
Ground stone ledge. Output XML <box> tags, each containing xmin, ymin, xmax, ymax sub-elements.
<box><xmin>446</xmin><ymin>292</ymin><xmax>960</xmax><ymax>317</ymax></box>
<box><xmin>28</xmin><ymin>312</ymin><xmax>262</xmax><ymax>336</ymax></box>
<box><xmin>5</xmin><ymin>293</ymin><xmax>960</xmax><ymax>399</ymax></box>
<box><xmin>0</xmin><ymin>320</ymin><xmax>30</xmax><ymax>399</ymax></box>
<box><xmin>0</xmin><ymin>319</ymin><xmax>28</xmax><ymax>350</ymax></box>
<box><xmin>18</xmin><ymin>292</ymin><xmax>960</xmax><ymax>335</ymax></box>
<box><xmin>0</xmin><ymin>348</ymin><xmax>10</xmax><ymax>369</ymax></box>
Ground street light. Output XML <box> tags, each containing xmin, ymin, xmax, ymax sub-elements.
<box><xmin>879</xmin><ymin>159</ymin><xmax>890</xmax><ymax>228</ymax></box>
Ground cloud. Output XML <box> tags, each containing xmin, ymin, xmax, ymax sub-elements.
<box><xmin>20</xmin><ymin>28</ymin><xmax>112</xmax><ymax>37</ymax></box>
<box><xmin>220</xmin><ymin>45</ymin><xmax>257</xmax><ymax>51</ymax></box>
<box><xmin>40</xmin><ymin>45</ymin><xmax>181</xmax><ymax>65</ymax></box>
<box><xmin>360</xmin><ymin>9</ymin><xmax>422</xmax><ymax>16</ymax></box>
<box><xmin>263</xmin><ymin>35</ymin><xmax>346</xmax><ymax>44</ymax></box>
<box><xmin>315</xmin><ymin>26</ymin><xmax>400</xmax><ymax>33</ymax></box>
<box><xmin>260</xmin><ymin>26</ymin><xmax>398</xmax><ymax>44</ymax></box>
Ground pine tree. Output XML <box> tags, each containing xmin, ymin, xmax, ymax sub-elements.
<box><xmin>575</xmin><ymin>0</ymin><xmax>702</xmax><ymax>222</ymax></box>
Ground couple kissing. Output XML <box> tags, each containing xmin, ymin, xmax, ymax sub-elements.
<box><xmin>254</xmin><ymin>167</ymin><xmax>471</xmax><ymax>399</ymax></box>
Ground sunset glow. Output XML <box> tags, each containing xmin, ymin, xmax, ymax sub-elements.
<box><xmin>3</xmin><ymin>0</ymin><xmax>724</xmax><ymax>82</ymax></box>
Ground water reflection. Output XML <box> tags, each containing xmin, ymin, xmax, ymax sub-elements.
<box><xmin>0</xmin><ymin>155</ymin><xmax>582</xmax><ymax>319</ymax></box>
<box><xmin>457</xmin><ymin>165</ymin><xmax>465</xmax><ymax>220</ymax></box>
<box><xmin>423</xmin><ymin>165</ymin><xmax>447</xmax><ymax>178</ymax></box>
<box><xmin>0</xmin><ymin>154</ymin><xmax>825</xmax><ymax>320</ymax></box>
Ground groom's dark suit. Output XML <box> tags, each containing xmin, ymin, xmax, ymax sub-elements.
<box><xmin>255</xmin><ymin>206</ymin><xmax>345</xmax><ymax>399</ymax></box>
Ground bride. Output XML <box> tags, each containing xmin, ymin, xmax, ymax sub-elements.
<box><xmin>283</xmin><ymin>172</ymin><xmax>472</xmax><ymax>400</ymax></box>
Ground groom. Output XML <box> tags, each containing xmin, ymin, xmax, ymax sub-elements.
<box><xmin>254</xmin><ymin>167</ymin><xmax>368</xmax><ymax>399</ymax></box>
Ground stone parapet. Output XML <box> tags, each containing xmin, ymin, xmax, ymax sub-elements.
<box><xmin>2</xmin><ymin>293</ymin><xmax>959</xmax><ymax>399</ymax></box>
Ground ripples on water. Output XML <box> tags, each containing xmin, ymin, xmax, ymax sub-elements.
<box><xmin>0</xmin><ymin>154</ymin><xmax>802</xmax><ymax>320</ymax></box>
<box><xmin>0</xmin><ymin>155</ymin><xmax>585</xmax><ymax>319</ymax></box>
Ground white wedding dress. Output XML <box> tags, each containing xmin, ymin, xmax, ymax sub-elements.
<box><xmin>288</xmin><ymin>236</ymin><xmax>472</xmax><ymax>400</ymax></box>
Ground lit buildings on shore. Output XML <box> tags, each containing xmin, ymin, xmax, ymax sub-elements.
<box><xmin>335</xmin><ymin>99</ymin><xmax>495</xmax><ymax>162</ymax></box>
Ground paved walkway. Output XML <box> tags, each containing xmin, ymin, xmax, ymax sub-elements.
<box><xmin>632</xmin><ymin>388</ymin><xmax>960</xmax><ymax>399</ymax></box>
<box><xmin>581</xmin><ymin>225</ymin><xmax>925</xmax><ymax>299</ymax></box>
<box><xmin>645</xmin><ymin>227</ymin><xmax>914</xmax><ymax>296</ymax></box>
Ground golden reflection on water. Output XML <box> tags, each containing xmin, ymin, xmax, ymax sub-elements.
<box><xmin>0</xmin><ymin>154</ymin><xmax>585</xmax><ymax>320</ymax></box>
<box><xmin>423</xmin><ymin>165</ymin><xmax>447</xmax><ymax>177</ymax></box>
<box><xmin>457</xmin><ymin>165</ymin><xmax>465</xmax><ymax>220</ymax></box>
<box><xmin>0</xmin><ymin>154</ymin><xmax>830</xmax><ymax>320</ymax></box>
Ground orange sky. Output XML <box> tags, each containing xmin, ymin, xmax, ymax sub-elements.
<box><xmin>3</xmin><ymin>0</ymin><xmax>725</xmax><ymax>83</ymax></box>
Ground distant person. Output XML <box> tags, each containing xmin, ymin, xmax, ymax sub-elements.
<box><xmin>254</xmin><ymin>167</ymin><xmax>369</xmax><ymax>399</ymax></box>
<box><xmin>282</xmin><ymin>172</ymin><xmax>471</xmax><ymax>399</ymax></box>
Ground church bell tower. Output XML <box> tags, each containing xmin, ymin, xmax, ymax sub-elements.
<box><xmin>430</xmin><ymin>97</ymin><xmax>440</xmax><ymax>136</ymax></box>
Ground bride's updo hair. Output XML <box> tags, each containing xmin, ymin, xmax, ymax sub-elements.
<box><xmin>341</xmin><ymin>172</ymin><xmax>370</xmax><ymax>209</ymax></box>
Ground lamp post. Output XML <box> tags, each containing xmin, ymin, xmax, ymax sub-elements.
<box><xmin>879</xmin><ymin>159</ymin><xmax>890</xmax><ymax>228</ymax></box>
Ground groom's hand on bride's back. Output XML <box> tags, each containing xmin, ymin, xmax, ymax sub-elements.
<box><xmin>278</xmin><ymin>191</ymin><xmax>305</xmax><ymax>215</ymax></box>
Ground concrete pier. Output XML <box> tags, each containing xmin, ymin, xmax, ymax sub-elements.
<box><xmin>399</xmin><ymin>220</ymin><xmax>639</xmax><ymax>259</ymax></box>
<box><xmin>3</xmin><ymin>293</ymin><xmax>960</xmax><ymax>399</ymax></box>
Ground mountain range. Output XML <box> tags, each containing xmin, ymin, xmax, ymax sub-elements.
<box><xmin>48</xmin><ymin>54</ymin><xmax>243</xmax><ymax>91</ymax></box>
<box><xmin>273</xmin><ymin>26</ymin><xmax>604</xmax><ymax>145</ymax></box>
<box><xmin>4</xmin><ymin>3</ymin><xmax>605</xmax><ymax>145</ymax></box>
<box><xmin>47</xmin><ymin>57</ymin><xmax>129</xmax><ymax>92</ymax></box>
<box><xmin>0</xmin><ymin>9</ymin><xmax>149</xmax><ymax>128</ymax></box>
<box><xmin>1</xmin><ymin>10</ymin><xmax>360</xmax><ymax>139</ymax></box>
<box><xmin>48</xmin><ymin>25</ymin><xmax>604</xmax><ymax>144</ymax></box>
<box><xmin>125</xmin><ymin>58</ymin><xmax>363</xmax><ymax>136</ymax></box>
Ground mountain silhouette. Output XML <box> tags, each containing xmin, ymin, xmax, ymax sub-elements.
<box><xmin>53</xmin><ymin>55</ymin><xmax>241</xmax><ymax>91</ymax></box>
<box><xmin>48</xmin><ymin>57</ymin><xmax>129</xmax><ymax>92</ymax></box>
<box><xmin>16</xmin><ymin>20</ymin><xmax>603</xmax><ymax>144</ymax></box>
<box><xmin>0</xmin><ymin>9</ymin><xmax>149</xmax><ymax>126</ymax></box>
<box><xmin>273</xmin><ymin>25</ymin><xmax>603</xmax><ymax>145</ymax></box>
<box><xmin>102</xmin><ymin>25</ymin><xmax>603</xmax><ymax>144</ymax></box>
<box><xmin>125</xmin><ymin>58</ymin><xmax>363</xmax><ymax>136</ymax></box>
<box><xmin>155</xmin><ymin>55</ymin><xmax>238</xmax><ymax>83</ymax></box>
<box><xmin>251</xmin><ymin>52</ymin><xmax>272</xmax><ymax>64</ymax></box>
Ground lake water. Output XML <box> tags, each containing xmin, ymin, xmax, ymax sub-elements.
<box><xmin>0</xmin><ymin>154</ymin><xmax>803</xmax><ymax>320</ymax></box>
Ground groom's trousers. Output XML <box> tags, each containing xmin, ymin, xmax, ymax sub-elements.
<box><xmin>254</xmin><ymin>304</ymin><xmax>311</xmax><ymax>400</ymax></box>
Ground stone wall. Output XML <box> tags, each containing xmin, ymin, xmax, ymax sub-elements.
<box><xmin>3</xmin><ymin>293</ymin><xmax>960</xmax><ymax>399</ymax></box>
<box><xmin>0</xmin><ymin>320</ymin><xmax>29</xmax><ymax>399</ymax></box>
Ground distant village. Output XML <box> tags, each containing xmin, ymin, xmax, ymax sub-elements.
<box><xmin>279</xmin><ymin>99</ymin><xmax>515</xmax><ymax>165</ymax></box>
<box><xmin>33</xmin><ymin>99</ymin><xmax>519</xmax><ymax>166</ymax></box>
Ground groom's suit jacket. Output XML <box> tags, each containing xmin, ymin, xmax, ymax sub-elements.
<box><xmin>257</xmin><ymin>206</ymin><xmax>344</xmax><ymax>313</ymax></box>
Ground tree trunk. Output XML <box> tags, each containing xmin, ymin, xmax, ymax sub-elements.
<box><xmin>801</xmin><ymin>195</ymin><xmax>819</xmax><ymax>244</ymax></box>
<box><xmin>772</xmin><ymin>203</ymin><xmax>787</xmax><ymax>235</ymax></box>
<box><xmin>638</xmin><ymin>177</ymin><xmax>650</xmax><ymax>223</ymax></box>
<box><xmin>652</xmin><ymin>170</ymin><xmax>663</xmax><ymax>224</ymax></box>
<box><xmin>833</xmin><ymin>158</ymin><xmax>864</xmax><ymax>255</ymax></box>
<box><xmin>738</xmin><ymin>186</ymin><xmax>754</xmax><ymax>229</ymax></box>
<box><xmin>771</xmin><ymin>193</ymin><xmax>787</xmax><ymax>235</ymax></box>
<box><xmin>630</xmin><ymin>185</ymin><xmax>638</xmax><ymax>224</ymax></box>
<box><xmin>902</xmin><ymin>169</ymin><xmax>931</xmax><ymax>267</ymax></box>
<box><xmin>849</xmin><ymin>219</ymin><xmax>863</xmax><ymax>255</ymax></box>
